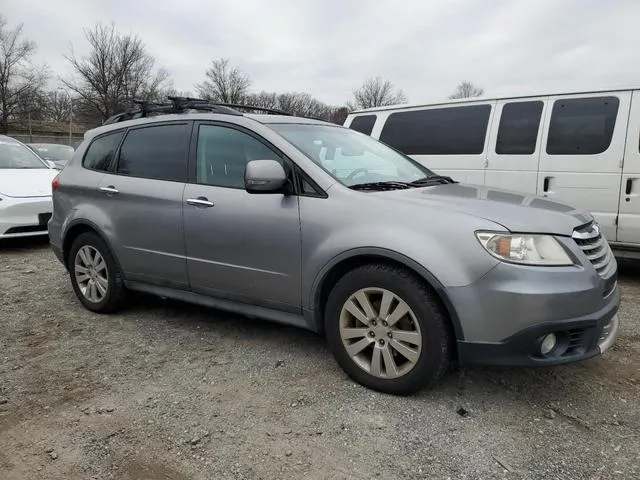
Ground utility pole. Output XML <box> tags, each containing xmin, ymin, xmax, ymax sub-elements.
<box><xmin>69</xmin><ymin>97</ymin><xmax>73</xmax><ymax>145</ymax></box>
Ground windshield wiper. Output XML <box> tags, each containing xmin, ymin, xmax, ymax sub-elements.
<box><xmin>410</xmin><ymin>175</ymin><xmax>457</xmax><ymax>186</ymax></box>
<box><xmin>349</xmin><ymin>181</ymin><xmax>414</xmax><ymax>191</ymax></box>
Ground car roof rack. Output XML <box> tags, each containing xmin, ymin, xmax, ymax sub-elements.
<box><xmin>102</xmin><ymin>97</ymin><xmax>291</xmax><ymax>125</ymax></box>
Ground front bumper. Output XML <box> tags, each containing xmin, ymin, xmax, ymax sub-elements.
<box><xmin>0</xmin><ymin>195</ymin><xmax>52</xmax><ymax>238</ymax></box>
<box><xmin>448</xmin><ymin>246</ymin><xmax>620</xmax><ymax>367</ymax></box>
<box><xmin>457</xmin><ymin>289</ymin><xmax>620</xmax><ymax>366</ymax></box>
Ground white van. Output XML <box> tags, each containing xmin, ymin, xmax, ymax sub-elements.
<box><xmin>344</xmin><ymin>88</ymin><xmax>640</xmax><ymax>257</ymax></box>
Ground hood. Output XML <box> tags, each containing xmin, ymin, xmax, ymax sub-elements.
<box><xmin>0</xmin><ymin>168</ymin><xmax>57</xmax><ymax>198</ymax></box>
<box><xmin>379</xmin><ymin>183</ymin><xmax>592</xmax><ymax>236</ymax></box>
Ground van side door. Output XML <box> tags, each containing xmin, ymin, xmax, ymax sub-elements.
<box><xmin>617</xmin><ymin>90</ymin><xmax>640</xmax><ymax>244</ymax></box>
<box><xmin>537</xmin><ymin>92</ymin><xmax>631</xmax><ymax>241</ymax></box>
<box><xmin>485</xmin><ymin>98</ymin><xmax>547</xmax><ymax>194</ymax></box>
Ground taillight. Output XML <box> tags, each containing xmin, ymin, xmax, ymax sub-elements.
<box><xmin>52</xmin><ymin>174</ymin><xmax>60</xmax><ymax>193</ymax></box>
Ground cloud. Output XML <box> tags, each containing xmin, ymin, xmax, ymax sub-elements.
<box><xmin>4</xmin><ymin>0</ymin><xmax>640</xmax><ymax>105</ymax></box>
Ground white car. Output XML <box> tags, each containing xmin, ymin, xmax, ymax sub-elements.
<box><xmin>0</xmin><ymin>135</ymin><xmax>59</xmax><ymax>239</ymax></box>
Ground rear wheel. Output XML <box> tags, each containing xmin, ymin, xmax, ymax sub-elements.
<box><xmin>325</xmin><ymin>264</ymin><xmax>452</xmax><ymax>394</ymax></box>
<box><xmin>68</xmin><ymin>232</ymin><xmax>126</xmax><ymax>313</ymax></box>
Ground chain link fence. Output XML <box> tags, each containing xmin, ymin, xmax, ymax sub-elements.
<box><xmin>7</xmin><ymin>133</ymin><xmax>84</xmax><ymax>146</ymax></box>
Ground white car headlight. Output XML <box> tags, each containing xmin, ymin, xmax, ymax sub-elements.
<box><xmin>475</xmin><ymin>232</ymin><xmax>573</xmax><ymax>266</ymax></box>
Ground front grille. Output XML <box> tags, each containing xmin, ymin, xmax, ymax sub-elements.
<box><xmin>572</xmin><ymin>222</ymin><xmax>614</xmax><ymax>277</ymax></box>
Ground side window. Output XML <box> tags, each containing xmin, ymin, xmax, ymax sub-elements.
<box><xmin>380</xmin><ymin>105</ymin><xmax>491</xmax><ymax>155</ymax></box>
<box><xmin>496</xmin><ymin>101</ymin><xmax>543</xmax><ymax>155</ymax></box>
<box><xmin>196</xmin><ymin>125</ymin><xmax>282</xmax><ymax>188</ymax></box>
<box><xmin>546</xmin><ymin>96</ymin><xmax>619</xmax><ymax>155</ymax></box>
<box><xmin>83</xmin><ymin>131</ymin><xmax>124</xmax><ymax>171</ymax></box>
<box><xmin>117</xmin><ymin>123</ymin><xmax>190</xmax><ymax>182</ymax></box>
<box><xmin>349</xmin><ymin>115</ymin><xmax>377</xmax><ymax>135</ymax></box>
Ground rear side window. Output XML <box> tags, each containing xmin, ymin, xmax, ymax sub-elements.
<box><xmin>380</xmin><ymin>105</ymin><xmax>491</xmax><ymax>155</ymax></box>
<box><xmin>349</xmin><ymin>115</ymin><xmax>377</xmax><ymax>135</ymax></box>
<box><xmin>496</xmin><ymin>101</ymin><xmax>543</xmax><ymax>155</ymax></box>
<box><xmin>117</xmin><ymin>123</ymin><xmax>190</xmax><ymax>182</ymax></box>
<box><xmin>546</xmin><ymin>96</ymin><xmax>619</xmax><ymax>155</ymax></box>
<box><xmin>83</xmin><ymin>131</ymin><xmax>124</xmax><ymax>171</ymax></box>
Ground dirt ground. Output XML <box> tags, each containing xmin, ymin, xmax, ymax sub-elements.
<box><xmin>0</xmin><ymin>237</ymin><xmax>638</xmax><ymax>480</ymax></box>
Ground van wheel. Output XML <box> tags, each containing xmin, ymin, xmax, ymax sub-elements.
<box><xmin>68</xmin><ymin>232</ymin><xmax>127</xmax><ymax>313</ymax></box>
<box><xmin>325</xmin><ymin>264</ymin><xmax>452</xmax><ymax>395</ymax></box>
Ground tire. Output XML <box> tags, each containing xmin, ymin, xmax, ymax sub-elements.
<box><xmin>324</xmin><ymin>264</ymin><xmax>452</xmax><ymax>395</ymax></box>
<box><xmin>68</xmin><ymin>232</ymin><xmax>127</xmax><ymax>313</ymax></box>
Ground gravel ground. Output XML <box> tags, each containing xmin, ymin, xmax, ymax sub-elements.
<box><xmin>0</xmin><ymin>237</ymin><xmax>639</xmax><ymax>480</ymax></box>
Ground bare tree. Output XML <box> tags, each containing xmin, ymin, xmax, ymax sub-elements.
<box><xmin>349</xmin><ymin>77</ymin><xmax>406</xmax><ymax>110</ymax></box>
<box><xmin>196</xmin><ymin>58</ymin><xmax>250</xmax><ymax>104</ymax></box>
<box><xmin>42</xmin><ymin>89</ymin><xmax>72</xmax><ymax>123</ymax></box>
<box><xmin>328</xmin><ymin>106</ymin><xmax>349</xmax><ymax>125</ymax></box>
<box><xmin>63</xmin><ymin>23</ymin><xmax>170</xmax><ymax>124</ymax></box>
<box><xmin>0</xmin><ymin>16</ymin><xmax>48</xmax><ymax>133</ymax></box>
<box><xmin>448</xmin><ymin>81</ymin><xmax>484</xmax><ymax>99</ymax></box>
<box><xmin>275</xmin><ymin>92</ymin><xmax>332</xmax><ymax>119</ymax></box>
<box><xmin>243</xmin><ymin>91</ymin><xmax>279</xmax><ymax>110</ymax></box>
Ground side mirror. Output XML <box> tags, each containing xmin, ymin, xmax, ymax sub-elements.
<box><xmin>245</xmin><ymin>160</ymin><xmax>287</xmax><ymax>193</ymax></box>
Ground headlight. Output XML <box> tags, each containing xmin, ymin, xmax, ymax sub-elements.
<box><xmin>475</xmin><ymin>232</ymin><xmax>573</xmax><ymax>266</ymax></box>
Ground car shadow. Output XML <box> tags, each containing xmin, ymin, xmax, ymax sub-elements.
<box><xmin>0</xmin><ymin>235</ymin><xmax>50</xmax><ymax>251</ymax></box>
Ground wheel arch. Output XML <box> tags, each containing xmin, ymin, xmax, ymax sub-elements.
<box><xmin>62</xmin><ymin>220</ymin><xmax>121</xmax><ymax>273</ymax></box>
<box><xmin>310</xmin><ymin>248</ymin><xmax>464</xmax><ymax>341</ymax></box>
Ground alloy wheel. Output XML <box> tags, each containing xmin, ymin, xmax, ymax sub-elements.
<box><xmin>339</xmin><ymin>287</ymin><xmax>422</xmax><ymax>379</ymax></box>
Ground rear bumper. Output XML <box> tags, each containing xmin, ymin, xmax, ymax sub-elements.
<box><xmin>0</xmin><ymin>195</ymin><xmax>52</xmax><ymax>238</ymax></box>
<box><xmin>457</xmin><ymin>286</ymin><xmax>620</xmax><ymax>366</ymax></box>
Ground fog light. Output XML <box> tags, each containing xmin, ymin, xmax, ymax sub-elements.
<box><xmin>540</xmin><ymin>333</ymin><xmax>557</xmax><ymax>355</ymax></box>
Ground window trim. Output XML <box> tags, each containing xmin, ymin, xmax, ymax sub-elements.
<box><xmin>293</xmin><ymin>166</ymin><xmax>328</xmax><ymax>199</ymax></box>
<box><xmin>189</xmin><ymin>120</ymin><xmax>328</xmax><ymax>197</ymax></box>
<box><xmin>495</xmin><ymin>100</ymin><xmax>544</xmax><ymax>155</ymax></box>
<box><xmin>81</xmin><ymin>129</ymin><xmax>127</xmax><ymax>172</ymax></box>
<box><xmin>109</xmin><ymin>121</ymin><xmax>193</xmax><ymax>183</ymax></box>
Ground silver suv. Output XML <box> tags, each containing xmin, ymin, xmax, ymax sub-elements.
<box><xmin>48</xmin><ymin>98</ymin><xmax>620</xmax><ymax>394</ymax></box>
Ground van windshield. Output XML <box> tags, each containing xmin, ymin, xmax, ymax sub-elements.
<box><xmin>269</xmin><ymin>123</ymin><xmax>436</xmax><ymax>187</ymax></box>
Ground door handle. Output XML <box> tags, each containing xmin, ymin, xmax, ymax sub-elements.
<box><xmin>99</xmin><ymin>185</ymin><xmax>119</xmax><ymax>194</ymax></box>
<box><xmin>186</xmin><ymin>197</ymin><xmax>214</xmax><ymax>208</ymax></box>
<box><xmin>543</xmin><ymin>176</ymin><xmax>551</xmax><ymax>193</ymax></box>
<box><xmin>625</xmin><ymin>178</ymin><xmax>633</xmax><ymax>195</ymax></box>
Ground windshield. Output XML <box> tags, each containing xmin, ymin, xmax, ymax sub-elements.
<box><xmin>269</xmin><ymin>124</ymin><xmax>434</xmax><ymax>187</ymax></box>
<box><xmin>29</xmin><ymin>144</ymin><xmax>74</xmax><ymax>162</ymax></box>
<box><xmin>0</xmin><ymin>140</ymin><xmax>48</xmax><ymax>169</ymax></box>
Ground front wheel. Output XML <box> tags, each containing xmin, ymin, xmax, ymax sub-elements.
<box><xmin>325</xmin><ymin>264</ymin><xmax>452</xmax><ymax>395</ymax></box>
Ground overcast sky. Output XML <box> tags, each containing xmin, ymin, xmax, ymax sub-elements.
<box><xmin>4</xmin><ymin>0</ymin><xmax>640</xmax><ymax>105</ymax></box>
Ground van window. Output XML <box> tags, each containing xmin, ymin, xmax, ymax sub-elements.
<box><xmin>379</xmin><ymin>105</ymin><xmax>491</xmax><ymax>155</ymax></box>
<box><xmin>349</xmin><ymin>115</ymin><xmax>377</xmax><ymax>135</ymax></box>
<box><xmin>496</xmin><ymin>101</ymin><xmax>543</xmax><ymax>155</ymax></box>
<box><xmin>547</xmin><ymin>96</ymin><xmax>619</xmax><ymax>155</ymax></box>
<box><xmin>117</xmin><ymin>123</ymin><xmax>190</xmax><ymax>182</ymax></box>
